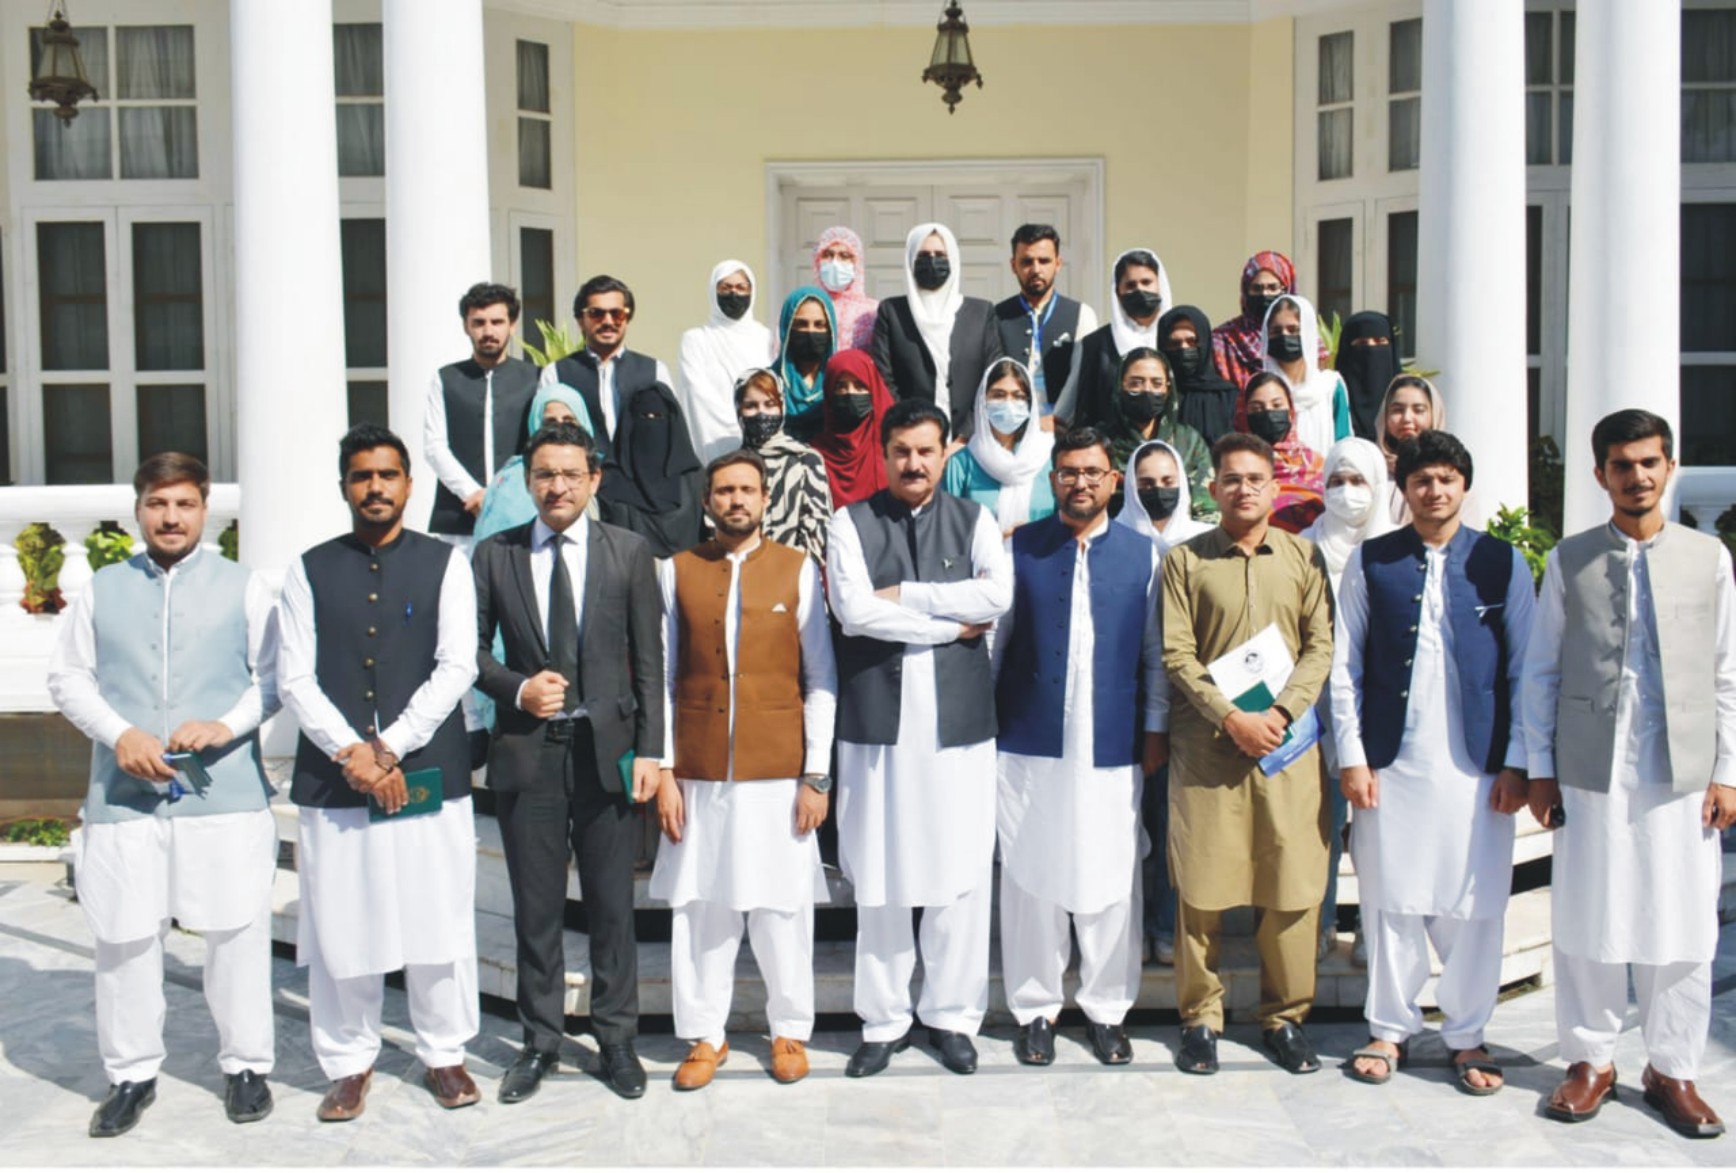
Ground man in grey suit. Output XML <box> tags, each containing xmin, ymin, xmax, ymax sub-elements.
<box><xmin>473</xmin><ymin>420</ymin><xmax>665</xmax><ymax>1102</ymax></box>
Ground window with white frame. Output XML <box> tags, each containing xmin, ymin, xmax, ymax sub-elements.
<box><xmin>37</xmin><ymin>221</ymin><xmax>112</xmax><ymax>483</ymax></box>
<box><xmin>519</xmin><ymin>225</ymin><xmax>555</xmax><ymax>354</ymax></box>
<box><xmin>1316</xmin><ymin>218</ymin><xmax>1354</xmax><ymax>324</ymax></box>
<box><xmin>1684</xmin><ymin>10</ymin><xmax>1736</xmax><ymax>163</ymax></box>
<box><xmin>342</xmin><ymin>218</ymin><xmax>388</xmax><ymax>427</ymax></box>
<box><xmin>31</xmin><ymin>24</ymin><xmax>198</xmax><ymax>181</ymax></box>
<box><xmin>1525</xmin><ymin>10</ymin><xmax>1574</xmax><ymax>166</ymax></box>
<box><xmin>1680</xmin><ymin>204</ymin><xmax>1736</xmax><ymax>464</ymax></box>
<box><xmin>1317</xmin><ymin>31</ymin><xmax>1354</xmax><ymax>181</ymax></box>
<box><xmin>1388</xmin><ymin>18</ymin><xmax>1421</xmax><ymax>172</ymax></box>
<box><xmin>517</xmin><ymin>40</ymin><xmax>552</xmax><ymax>190</ymax></box>
<box><xmin>334</xmin><ymin>23</ymin><xmax>385</xmax><ymax>178</ymax></box>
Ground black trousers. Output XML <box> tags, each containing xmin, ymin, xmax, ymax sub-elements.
<box><xmin>495</xmin><ymin>722</ymin><xmax>639</xmax><ymax>1051</ymax></box>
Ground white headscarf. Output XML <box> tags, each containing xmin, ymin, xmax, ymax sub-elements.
<box><xmin>904</xmin><ymin>222</ymin><xmax>964</xmax><ymax>397</ymax></box>
<box><xmin>966</xmin><ymin>358</ymin><xmax>1054</xmax><ymax>530</ymax></box>
<box><xmin>1373</xmin><ymin>373</ymin><xmax>1448</xmax><ymax>526</ymax></box>
<box><xmin>1259</xmin><ymin>292</ymin><xmax>1341</xmax><ymax>457</ymax></box>
<box><xmin>676</xmin><ymin>259</ymin><xmax>775</xmax><ymax>461</ymax></box>
<box><xmin>1300</xmin><ymin>436</ymin><xmax>1395</xmax><ymax>591</ymax></box>
<box><xmin>1114</xmin><ymin>438</ymin><xmax>1210</xmax><ymax>554</ymax></box>
<box><xmin>1108</xmin><ymin>247</ymin><xmax>1175</xmax><ymax>358</ymax></box>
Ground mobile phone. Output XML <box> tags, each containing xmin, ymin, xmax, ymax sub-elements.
<box><xmin>163</xmin><ymin>751</ymin><xmax>214</xmax><ymax>794</ymax></box>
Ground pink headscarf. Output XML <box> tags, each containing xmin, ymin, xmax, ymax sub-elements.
<box><xmin>813</xmin><ymin>226</ymin><xmax>879</xmax><ymax>350</ymax></box>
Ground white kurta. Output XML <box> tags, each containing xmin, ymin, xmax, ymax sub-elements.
<box><xmin>649</xmin><ymin>543</ymin><xmax>836</xmax><ymax>912</ymax></box>
<box><xmin>1521</xmin><ymin>532</ymin><xmax>1734</xmax><ymax>965</ymax></box>
<box><xmin>827</xmin><ymin>502</ymin><xmax>1012</xmax><ymax>908</ymax></box>
<box><xmin>1330</xmin><ymin>541</ymin><xmax>1532</xmax><ymax>920</ymax></box>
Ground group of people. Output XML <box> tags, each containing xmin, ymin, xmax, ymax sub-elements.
<box><xmin>43</xmin><ymin>220</ymin><xmax>1730</xmax><ymax>1150</ymax></box>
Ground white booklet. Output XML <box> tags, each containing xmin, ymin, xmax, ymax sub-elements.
<box><xmin>1206</xmin><ymin>622</ymin><xmax>1321</xmax><ymax>775</ymax></box>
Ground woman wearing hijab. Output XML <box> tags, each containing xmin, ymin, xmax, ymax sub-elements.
<box><xmin>942</xmin><ymin>358</ymin><xmax>1056</xmax><ymax>537</ymax></box>
<box><xmin>1210</xmin><ymin>250</ymin><xmax>1328</xmax><ymax>389</ymax></box>
<box><xmin>870</xmin><ymin>222</ymin><xmax>1004</xmax><ymax>439</ymax></box>
<box><xmin>1158</xmin><ymin>305</ymin><xmax>1239</xmax><ymax>446</ymax></box>
<box><xmin>814</xmin><ymin>226</ymin><xmax>879</xmax><ymax>350</ymax></box>
<box><xmin>1105</xmin><ymin>348</ymin><xmax>1214</xmax><ymax>521</ymax></box>
<box><xmin>1257</xmin><ymin>293</ymin><xmax>1352</xmax><ymax>457</ymax></box>
<box><xmin>1335</xmin><ymin>311</ymin><xmax>1403</xmax><ymax>441</ymax></box>
<box><xmin>734</xmin><ymin>366</ymin><xmax>832</xmax><ymax>565</ymax></box>
<box><xmin>776</xmin><ymin>286</ymin><xmax>839</xmax><ymax>444</ymax></box>
<box><xmin>475</xmin><ymin>383</ymin><xmax>597</xmax><ymax>541</ymax></box>
<box><xmin>1242</xmin><ymin>370</ymin><xmax>1326</xmax><ymax>533</ymax></box>
<box><xmin>1054</xmin><ymin>247</ymin><xmax>1173</xmax><ymax>431</ymax></box>
<box><xmin>1371</xmin><ymin>372</ymin><xmax>1481</xmax><ymax>528</ymax></box>
<box><xmin>676</xmin><ymin>259</ymin><xmax>775</xmax><ymax>462</ymax></box>
<box><xmin>812</xmin><ymin>348</ymin><xmax>895</xmax><ymax>510</ymax></box>
<box><xmin>596</xmin><ymin>382</ymin><xmax>707</xmax><ymax>558</ymax></box>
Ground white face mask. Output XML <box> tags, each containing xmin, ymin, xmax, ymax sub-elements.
<box><xmin>819</xmin><ymin>259</ymin><xmax>855</xmax><ymax>293</ymax></box>
<box><xmin>1324</xmin><ymin>482</ymin><xmax>1374</xmax><ymax>525</ymax></box>
<box><xmin>985</xmin><ymin>398</ymin><xmax>1031</xmax><ymax>435</ymax></box>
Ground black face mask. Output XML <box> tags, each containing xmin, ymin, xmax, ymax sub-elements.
<box><xmin>1248</xmin><ymin>408</ymin><xmax>1291</xmax><ymax>444</ymax></box>
<box><xmin>1139</xmin><ymin>486</ymin><xmax>1181</xmax><ymax>521</ymax></box>
<box><xmin>1119</xmin><ymin>288</ymin><xmax>1164</xmax><ymax>320</ymax></box>
<box><xmin>1119</xmin><ymin>391</ymin><xmax>1164</xmax><ymax>426</ymax></box>
<box><xmin>788</xmin><ymin>331</ymin><xmax>831</xmax><ymax>364</ymax></box>
<box><xmin>912</xmin><ymin>254</ymin><xmax>951</xmax><ymax>290</ymax></box>
<box><xmin>1166</xmin><ymin>346</ymin><xmax>1204</xmax><ymax>377</ymax></box>
<box><xmin>831</xmin><ymin>393</ymin><xmax>873</xmax><ymax>426</ymax></box>
<box><xmin>717</xmin><ymin>291</ymin><xmax>751</xmax><ymax>321</ymax></box>
<box><xmin>1247</xmin><ymin>292</ymin><xmax>1278</xmax><ymax>321</ymax></box>
<box><xmin>740</xmin><ymin>412</ymin><xmax>782</xmax><ymax>449</ymax></box>
<box><xmin>1268</xmin><ymin>333</ymin><xmax>1306</xmax><ymax>363</ymax></box>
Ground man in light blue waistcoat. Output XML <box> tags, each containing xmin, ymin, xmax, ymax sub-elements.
<box><xmin>48</xmin><ymin>452</ymin><xmax>281</xmax><ymax>1138</ymax></box>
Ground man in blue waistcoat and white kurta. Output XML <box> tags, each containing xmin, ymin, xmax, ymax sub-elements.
<box><xmin>993</xmin><ymin>426</ymin><xmax>1165</xmax><ymax>1068</ymax></box>
<box><xmin>827</xmin><ymin>398</ymin><xmax>1012</xmax><ymax>1079</ymax></box>
<box><xmin>277</xmin><ymin>425</ymin><xmax>481</xmax><ymax>1121</ymax></box>
<box><xmin>1328</xmin><ymin>430</ymin><xmax>1533</xmax><ymax>1095</ymax></box>
<box><xmin>49</xmin><ymin>453</ymin><xmax>281</xmax><ymax>1138</ymax></box>
<box><xmin>1523</xmin><ymin>409</ymin><xmax>1736</xmax><ymax>1138</ymax></box>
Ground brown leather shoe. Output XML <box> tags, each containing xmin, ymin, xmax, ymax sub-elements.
<box><xmin>673</xmin><ymin>1041</ymin><xmax>728</xmax><ymax>1091</ymax></box>
<box><xmin>1643</xmin><ymin>1064</ymin><xmax>1726</xmax><ymax>1138</ymax></box>
<box><xmin>424</xmin><ymin>1064</ymin><xmax>481</xmax><ymax>1110</ymax></box>
<box><xmin>1544</xmin><ymin>1062</ymin><xmax>1618</xmax><ymax>1123</ymax></box>
<box><xmin>317</xmin><ymin>1069</ymin><xmax>372</xmax><ymax>1122</ymax></box>
<box><xmin>770</xmin><ymin>1037</ymin><xmax>809</xmax><ymax>1084</ymax></box>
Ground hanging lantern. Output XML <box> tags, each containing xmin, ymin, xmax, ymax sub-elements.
<box><xmin>28</xmin><ymin>3</ymin><xmax>98</xmax><ymax>125</ymax></box>
<box><xmin>922</xmin><ymin>3</ymin><xmax>982</xmax><ymax>115</ymax></box>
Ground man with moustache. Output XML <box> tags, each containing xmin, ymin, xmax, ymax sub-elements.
<box><xmin>542</xmin><ymin>275</ymin><xmax>675</xmax><ymax>458</ymax></box>
<box><xmin>49</xmin><ymin>452</ymin><xmax>281</xmax><ymax>1137</ymax></box>
<box><xmin>650</xmin><ymin>448</ymin><xmax>837</xmax><ymax>1090</ymax></box>
<box><xmin>827</xmin><ymin>399</ymin><xmax>1012</xmax><ymax>1078</ymax></box>
<box><xmin>425</xmin><ymin>282</ymin><xmax>542</xmax><ymax>545</ymax></box>
<box><xmin>993</xmin><ymin>225</ymin><xmax>1099</xmax><ymax>419</ymax></box>
<box><xmin>277</xmin><ymin>425</ymin><xmax>482</xmax><ymax>1120</ymax></box>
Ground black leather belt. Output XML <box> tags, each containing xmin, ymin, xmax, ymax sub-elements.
<box><xmin>544</xmin><ymin>716</ymin><xmax>585</xmax><ymax>744</ymax></box>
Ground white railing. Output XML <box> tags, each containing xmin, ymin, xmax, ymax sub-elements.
<box><xmin>1674</xmin><ymin>467</ymin><xmax>1736</xmax><ymax>534</ymax></box>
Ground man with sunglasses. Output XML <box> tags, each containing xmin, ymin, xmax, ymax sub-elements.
<box><xmin>541</xmin><ymin>275</ymin><xmax>675</xmax><ymax>458</ymax></box>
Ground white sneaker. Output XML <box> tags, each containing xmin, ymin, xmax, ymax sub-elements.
<box><xmin>1153</xmin><ymin>931</ymin><xmax>1175</xmax><ymax>966</ymax></box>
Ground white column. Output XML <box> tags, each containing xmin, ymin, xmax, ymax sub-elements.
<box><xmin>1563</xmin><ymin>2</ymin><xmax>1682</xmax><ymax>534</ymax></box>
<box><xmin>230</xmin><ymin>0</ymin><xmax>351</xmax><ymax>575</ymax></box>
<box><xmin>1415</xmin><ymin>0</ymin><xmax>1529</xmax><ymax>516</ymax></box>
<box><xmin>384</xmin><ymin>0</ymin><xmax>494</xmax><ymax>534</ymax></box>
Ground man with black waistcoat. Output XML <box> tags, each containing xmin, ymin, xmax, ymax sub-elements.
<box><xmin>540</xmin><ymin>275</ymin><xmax>676</xmax><ymax>459</ymax></box>
<box><xmin>277</xmin><ymin>425</ymin><xmax>481</xmax><ymax>1121</ymax></box>
<box><xmin>425</xmin><ymin>282</ymin><xmax>541</xmax><ymax>545</ymax></box>
<box><xmin>472</xmin><ymin>420</ymin><xmax>666</xmax><ymax>1102</ymax></box>
<box><xmin>827</xmin><ymin>398</ymin><xmax>1012</xmax><ymax>1078</ymax></box>
<box><xmin>993</xmin><ymin>225</ymin><xmax>1098</xmax><ymax>424</ymax></box>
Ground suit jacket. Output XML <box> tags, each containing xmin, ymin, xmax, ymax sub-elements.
<box><xmin>870</xmin><ymin>295</ymin><xmax>1006</xmax><ymax>439</ymax></box>
<box><xmin>474</xmin><ymin>518</ymin><xmax>665</xmax><ymax>793</ymax></box>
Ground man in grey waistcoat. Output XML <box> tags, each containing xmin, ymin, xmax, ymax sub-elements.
<box><xmin>48</xmin><ymin>452</ymin><xmax>281</xmax><ymax>1137</ymax></box>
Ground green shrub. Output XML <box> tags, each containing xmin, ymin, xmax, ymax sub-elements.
<box><xmin>17</xmin><ymin>523</ymin><xmax>66</xmax><ymax>614</ymax></box>
<box><xmin>523</xmin><ymin>320</ymin><xmax>580</xmax><ymax>368</ymax></box>
<box><xmin>2</xmin><ymin>818</ymin><xmax>70</xmax><ymax>847</ymax></box>
<box><xmin>85</xmin><ymin>524</ymin><xmax>134</xmax><ymax>572</ymax></box>
<box><xmin>1488</xmin><ymin>504</ymin><xmax>1557</xmax><ymax>588</ymax></box>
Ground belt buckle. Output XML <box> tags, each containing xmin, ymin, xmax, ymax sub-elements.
<box><xmin>545</xmin><ymin>717</ymin><xmax>574</xmax><ymax>744</ymax></box>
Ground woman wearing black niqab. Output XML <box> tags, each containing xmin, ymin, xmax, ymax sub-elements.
<box><xmin>1157</xmin><ymin>305</ymin><xmax>1239</xmax><ymax>446</ymax></box>
<box><xmin>596</xmin><ymin>383</ymin><xmax>707</xmax><ymax>557</ymax></box>
<box><xmin>1334</xmin><ymin>311</ymin><xmax>1404</xmax><ymax>442</ymax></box>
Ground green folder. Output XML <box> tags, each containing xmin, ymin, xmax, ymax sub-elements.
<box><xmin>368</xmin><ymin>767</ymin><xmax>444</xmax><ymax>822</ymax></box>
<box><xmin>619</xmin><ymin>748</ymin><xmax>637</xmax><ymax>803</ymax></box>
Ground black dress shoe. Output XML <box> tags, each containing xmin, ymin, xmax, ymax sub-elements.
<box><xmin>499</xmin><ymin>1049</ymin><xmax>559</xmax><ymax>1104</ymax></box>
<box><xmin>90</xmin><ymin>1079</ymin><xmax>156</xmax><ymax>1138</ymax></box>
<box><xmin>223</xmin><ymin>1070</ymin><xmax>273</xmax><ymax>1124</ymax></box>
<box><xmin>1263</xmin><ymin>1023</ymin><xmax>1321</xmax><ymax>1074</ymax></box>
<box><xmin>929</xmin><ymin>1029</ymin><xmax>978</xmax><ymax>1075</ymax></box>
<box><xmin>1176</xmin><ymin>1025</ymin><xmax>1219</xmax><ymax>1075</ymax></box>
<box><xmin>1087</xmin><ymin>1022</ymin><xmax>1134</xmax><ymax>1066</ymax></box>
<box><xmin>1015</xmin><ymin>1018</ymin><xmax>1056</xmax><ymax>1066</ymax></box>
<box><xmin>845</xmin><ymin>1032</ymin><xmax>912</xmax><ymax>1078</ymax></box>
<box><xmin>598</xmin><ymin>1042</ymin><xmax>647</xmax><ymax>1100</ymax></box>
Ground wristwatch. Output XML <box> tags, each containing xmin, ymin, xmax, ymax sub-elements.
<box><xmin>370</xmin><ymin>739</ymin><xmax>400</xmax><ymax>773</ymax></box>
<box><xmin>800</xmin><ymin>773</ymin><xmax>832</xmax><ymax>794</ymax></box>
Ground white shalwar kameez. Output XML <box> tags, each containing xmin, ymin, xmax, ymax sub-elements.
<box><xmin>827</xmin><ymin>502</ymin><xmax>1012</xmax><ymax>1042</ymax></box>
<box><xmin>1521</xmin><ymin>532</ymin><xmax>1735</xmax><ymax>1079</ymax></box>
<box><xmin>1330</xmin><ymin>541</ymin><xmax>1533</xmax><ymax>1050</ymax></box>
<box><xmin>650</xmin><ymin>542</ymin><xmax>836</xmax><ymax>1046</ymax></box>
<box><xmin>277</xmin><ymin>548</ymin><xmax>481</xmax><ymax>1080</ymax></box>
<box><xmin>995</xmin><ymin>516</ymin><xmax>1162</xmax><ymax>1026</ymax></box>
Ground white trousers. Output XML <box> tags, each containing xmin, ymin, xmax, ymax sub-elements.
<box><xmin>854</xmin><ymin>872</ymin><xmax>992</xmax><ymax>1042</ymax></box>
<box><xmin>671</xmin><ymin>900</ymin><xmax>814</xmax><ymax>1046</ymax></box>
<box><xmin>1555</xmin><ymin>951</ymin><xmax>1711</xmax><ymax>1080</ymax></box>
<box><xmin>94</xmin><ymin>894</ymin><xmax>276</xmax><ymax>1084</ymax></box>
<box><xmin>1363</xmin><ymin>908</ymin><xmax>1504</xmax><ymax>1051</ymax></box>
<box><xmin>302</xmin><ymin>921</ymin><xmax>479</xmax><ymax>1080</ymax></box>
<box><xmin>999</xmin><ymin>868</ymin><xmax>1142</xmax><ymax>1026</ymax></box>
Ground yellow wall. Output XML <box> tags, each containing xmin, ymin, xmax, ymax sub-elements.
<box><xmin>571</xmin><ymin>19</ymin><xmax>1296</xmax><ymax>363</ymax></box>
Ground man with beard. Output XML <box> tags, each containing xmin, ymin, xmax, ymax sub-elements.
<box><xmin>49</xmin><ymin>452</ymin><xmax>281</xmax><ymax>1137</ymax></box>
<box><xmin>425</xmin><ymin>282</ymin><xmax>541</xmax><ymax>545</ymax></box>
<box><xmin>993</xmin><ymin>225</ymin><xmax>1099</xmax><ymax>420</ymax></box>
<box><xmin>278</xmin><ymin>425</ymin><xmax>482</xmax><ymax>1120</ymax></box>
<box><xmin>827</xmin><ymin>399</ymin><xmax>1012</xmax><ymax>1078</ymax></box>
<box><xmin>542</xmin><ymin>275</ymin><xmax>676</xmax><ymax>458</ymax></box>
<box><xmin>650</xmin><ymin>448</ymin><xmax>838</xmax><ymax>1090</ymax></box>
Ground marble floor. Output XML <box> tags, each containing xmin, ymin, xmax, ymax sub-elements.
<box><xmin>1</xmin><ymin>861</ymin><xmax>1732</xmax><ymax>1168</ymax></box>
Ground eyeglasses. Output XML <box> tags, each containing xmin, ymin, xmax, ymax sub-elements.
<box><xmin>530</xmin><ymin>468</ymin><xmax>592</xmax><ymax>485</ymax></box>
<box><xmin>1055</xmin><ymin>468</ymin><xmax>1112</xmax><ymax>486</ymax></box>
<box><xmin>1216</xmin><ymin>474</ymin><xmax>1272</xmax><ymax>491</ymax></box>
<box><xmin>581</xmin><ymin>307</ymin><xmax>628</xmax><ymax>323</ymax></box>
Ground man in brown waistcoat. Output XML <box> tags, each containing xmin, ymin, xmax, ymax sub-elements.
<box><xmin>650</xmin><ymin>448</ymin><xmax>838</xmax><ymax>1089</ymax></box>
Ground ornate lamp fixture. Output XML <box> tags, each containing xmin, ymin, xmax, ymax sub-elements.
<box><xmin>28</xmin><ymin>2</ymin><xmax>98</xmax><ymax>124</ymax></box>
<box><xmin>922</xmin><ymin>2</ymin><xmax>982</xmax><ymax>114</ymax></box>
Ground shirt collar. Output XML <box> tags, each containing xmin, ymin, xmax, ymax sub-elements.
<box><xmin>141</xmin><ymin>542</ymin><xmax>203</xmax><ymax>579</ymax></box>
<box><xmin>533</xmin><ymin>513</ymin><xmax>589</xmax><ymax>550</ymax></box>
